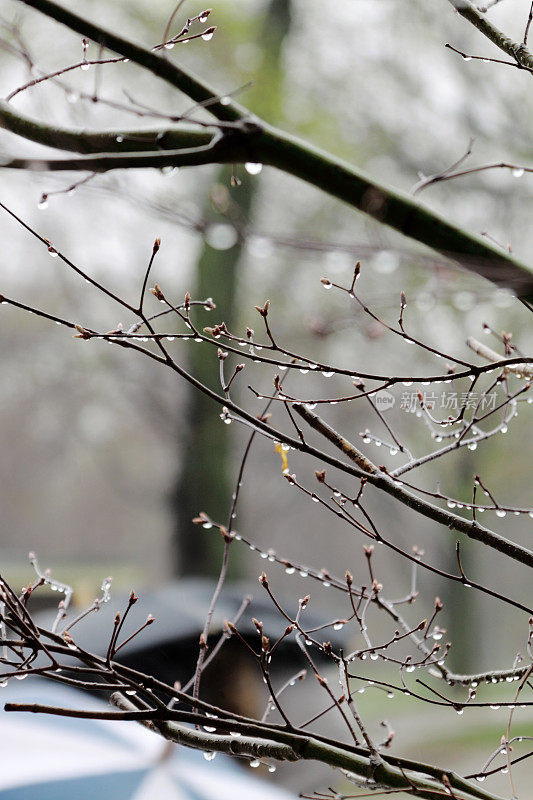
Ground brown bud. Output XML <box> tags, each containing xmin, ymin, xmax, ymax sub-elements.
<box><xmin>150</xmin><ymin>284</ymin><xmax>165</xmax><ymax>301</ymax></box>
<box><xmin>254</xmin><ymin>299</ymin><xmax>270</xmax><ymax>317</ymax></box>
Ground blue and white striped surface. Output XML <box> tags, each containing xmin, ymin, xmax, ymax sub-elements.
<box><xmin>0</xmin><ymin>679</ymin><xmax>297</xmax><ymax>800</ymax></box>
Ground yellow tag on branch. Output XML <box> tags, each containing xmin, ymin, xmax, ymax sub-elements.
<box><xmin>274</xmin><ymin>442</ymin><xmax>289</xmax><ymax>473</ymax></box>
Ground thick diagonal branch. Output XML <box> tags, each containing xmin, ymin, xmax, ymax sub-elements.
<box><xmin>293</xmin><ymin>403</ymin><xmax>533</xmax><ymax>571</ymax></box>
<box><xmin>3</xmin><ymin>1</ymin><xmax>533</xmax><ymax>297</ymax></box>
<box><xmin>448</xmin><ymin>0</ymin><xmax>533</xmax><ymax>70</ymax></box>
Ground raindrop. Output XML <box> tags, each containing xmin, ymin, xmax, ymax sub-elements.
<box><xmin>512</xmin><ymin>168</ymin><xmax>525</xmax><ymax>178</ymax></box>
<box><xmin>48</xmin><ymin>248</ymin><xmax>59</xmax><ymax>258</ymax></box>
<box><xmin>323</xmin><ymin>371</ymin><xmax>334</xmax><ymax>377</ymax></box>
<box><xmin>205</xmin><ymin>223</ymin><xmax>238</xmax><ymax>250</ymax></box>
<box><xmin>203</xmin><ymin>751</ymin><xmax>216</xmax><ymax>761</ymax></box>
<box><xmin>203</xmin><ymin>725</ymin><xmax>216</xmax><ymax>732</ymax></box>
<box><xmin>164</xmin><ymin>42</ymin><xmax>175</xmax><ymax>50</ymax></box>
<box><xmin>462</xmin><ymin>55</ymin><xmax>473</xmax><ymax>62</ymax></box>
<box><xmin>244</xmin><ymin>163</ymin><xmax>263</xmax><ymax>175</ymax></box>
<box><xmin>202</xmin><ymin>522</ymin><xmax>213</xmax><ymax>529</ymax></box>
<box><xmin>333</xmin><ymin>622</ymin><xmax>344</xmax><ymax>631</ymax></box>
<box><xmin>15</xmin><ymin>674</ymin><xmax>27</xmax><ymax>681</ymax></box>
<box><xmin>285</xmin><ymin>567</ymin><xmax>295</xmax><ymax>575</ymax></box>
<box><xmin>405</xmin><ymin>665</ymin><xmax>415</xmax><ymax>673</ymax></box>
<box><xmin>467</xmin><ymin>442</ymin><xmax>477</xmax><ymax>451</ymax></box>
<box><xmin>249</xmin><ymin>759</ymin><xmax>260</xmax><ymax>768</ymax></box>
<box><xmin>495</xmin><ymin>509</ymin><xmax>506</xmax><ymax>518</ymax></box>
<box><xmin>202</xmin><ymin>31</ymin><xmax>214</xmax><ymax>41</ymax></box>
<box><xmin>80</xmin><ymin>62</ymin><xmax>90</xmax><ymax>71</ymax></box>
<box><xmin>38</xmin><ymin>198</ymin><xmax>48</xmax><ymax>210</ymax></box>
<box><xmin>116</xmin><ymin>135</ymin><xmax>124</xmax><ymax>143</ymax></box>
<box><xmin>372</xmin><ymin>251</ymin><xmax>399</xmax><ymax>274</ymax></box>
<box><xmin>220</xmin><ymin>96</ymin><xmax>231</xmax><ymax>106</ymax></box>
<box><xmin>476</xmin><ymin>775</ymin><xmax>486</xmax><ymax>782</ymax></box>
<box><xmin>268</xmin><ymin>765</ymin><xmax>276</xmax><ymax>773</ymax></box>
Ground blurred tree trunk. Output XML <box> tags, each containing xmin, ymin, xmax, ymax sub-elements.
<box><xmin>171</xmin><ymin>0</ymin><xmax>292</xmax><ymax>576</ymax></box>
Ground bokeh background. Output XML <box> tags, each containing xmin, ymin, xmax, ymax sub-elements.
<box><xmin>0</xmin><ymin>0</ymin><xmax>531</xmax><ymax>796</ymax></box>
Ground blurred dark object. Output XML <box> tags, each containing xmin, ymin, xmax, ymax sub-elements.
<box><xmin>35</xmin><ymin>578</ymin><xmax>344</xmax><ymax>719</ymax></box>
